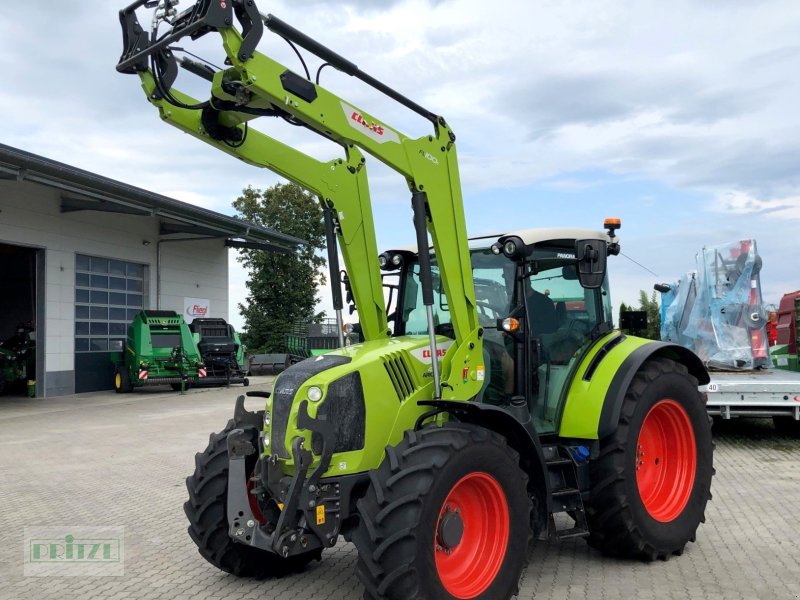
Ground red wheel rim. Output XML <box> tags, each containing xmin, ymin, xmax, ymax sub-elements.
<box><xmin>434</xmin><ymin>472</ymin><xmax>509</xmax><ymax>599</ymax></box>
<box><xmin>246</xmin><ymin>468</ymin><xmax>266</xmax><ymax>524</ymax></box>
<box><xmin>636</xmin><ymin>399</ymin><xmax>697</xmax><ymax>522</ymax></box>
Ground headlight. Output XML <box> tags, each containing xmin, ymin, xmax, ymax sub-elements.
<box><xmin>263</xmin><ymin>434</ymin><xmax>270</xmax><ymax>447</ymax></box>
<box><xmin>264</xmin><ymin>411</ymin><xmax>271</xmax><ymax>426</ymax></box>
<box><xmin>503</xmin><ymin>240</ymin><xmax>517</xmax><ymax>256</ymax></box>
<box><xmin>307</xmin><ymin>386</ymin><xmax>323</xmax><ymax>402</ymax></box>
<box><xmin>391</xmin><ymin>253</ymin><xmax>403</xmax><ymax>266</ymax></box>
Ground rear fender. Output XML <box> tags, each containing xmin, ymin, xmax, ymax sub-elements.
<box><xmin>597</xmin><ymin>342</ymin><xmax>709</xmax><ymax>439</ymax></box>
<box><xmin>418</xmin><ymin>400</ymin><xmax>550</xmax><ymax>533</ymax></box>
<box><xmin>560</xmin><ymin>334</ymin><xmax>708</xmax><ymax>440</ymax></box>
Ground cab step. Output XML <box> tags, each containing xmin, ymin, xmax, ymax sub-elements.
<box><xmin>543</xmin><ymin>445</ymin><xmax>590</xmax><ymax>542</ymax></box>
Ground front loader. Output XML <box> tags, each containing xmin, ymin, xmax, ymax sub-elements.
<box><xmin>116</xmin><ymin>3</ymin><xmax>714</xmax><ymax>598</ymax></box>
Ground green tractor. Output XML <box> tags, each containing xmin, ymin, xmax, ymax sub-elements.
<box><xmin>112</xmin><ymin>310</ymin><xmax>207</xmax><ymax>393</ymax></box>
<box><xmin>116</xmin><ymin>3</ymin><xmax>713</xmax><ymax>598</ymax></box>
<box><xmin>0</xmin><ymin>322</ymin><xmax>35</xmax><ymax>395</ymax></box>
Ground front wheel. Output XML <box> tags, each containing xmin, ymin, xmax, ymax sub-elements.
<box><xmin>352</xmin><ymin>423</ymin><xmax>532</xmax><ymax>600</ymax></box>
<box><xmin>585</xmin><ymin>357</ymin><xmax>714</xmax><ymax>560</ymax></box>
<box><xmin>184</xmin><ymin>421</ymin><xmax>322</xmax><ymax>577</ymax></box>
<box><xmin>114</xmin><ymin>368</ymin><xmax>132</xmax><ymax>394</ymax></box>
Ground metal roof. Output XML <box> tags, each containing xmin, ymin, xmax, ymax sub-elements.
<box><xmin>0</xmin><ymin>143</ymin><xmax>306</xmax><ymax>253</ymax></box>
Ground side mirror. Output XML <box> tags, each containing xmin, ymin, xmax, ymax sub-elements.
<box><xmin>575</xmin><ymin>239</ymin><xmax>607</xmax><ymax>289</ymax></box>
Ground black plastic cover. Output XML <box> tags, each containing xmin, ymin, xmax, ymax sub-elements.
<box><xmin>280</xmin><ymin>70</ymin><xmax>318</xmax><ymax>103</ymax></box>
<box><xmin>270</xmin><ymin>355</ymin><xmax>351</xmax><ymax>459</ymax></box>
<box><xmin>312</xmin><ymin>373</ymin><xmax>365</xmax><ymax>455</ymax></box>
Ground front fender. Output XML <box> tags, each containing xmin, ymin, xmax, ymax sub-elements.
<box><xmin>418</xmin><ymin>400</ymin><xmax>551</xmax><ymax>534</ymax></box>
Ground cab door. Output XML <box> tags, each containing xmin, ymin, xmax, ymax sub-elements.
<box><xmin>524</xmin><ymin>255</ymin><xmax>612</xmax><ymax>434</ymax></box>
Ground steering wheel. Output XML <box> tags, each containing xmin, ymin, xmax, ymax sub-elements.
<box><xmin>476</xmin><ymin>301</ymin><xmax>502</xmax><ymax>325</ymax></box>
<box><xmin>565</xmin><ymin>319</ymin><xmax>592</xmax><ymax>340</ymax></box>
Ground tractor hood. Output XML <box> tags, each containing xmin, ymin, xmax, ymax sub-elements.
<box><xmin>264</xmin><ymin>335</ymin><xmax>459</xmax><ymax>476</ymax></box>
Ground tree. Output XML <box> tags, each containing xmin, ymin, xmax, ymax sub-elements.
<box><xmin>638</xmin><ymin>289</ymin><xmax>661</xmax><ymax>341</ymax></box>
<box><xmin>233</xmin><ymin>184</ymin><xmax>326</xmax><ymax>352</ymax></box>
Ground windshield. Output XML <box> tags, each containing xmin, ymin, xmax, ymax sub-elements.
<box><xmin>399</xmin><ymin>244</ymin><xmax>612</xmax><ymax>336</ymax></box>
<box><xmin>401</xmin><ymin>249</ymin><xmax>516</xmax><ymax>335</ymax></box>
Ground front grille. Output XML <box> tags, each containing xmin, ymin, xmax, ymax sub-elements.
<box><xmin>269</xmin><ymin>355</ymin><xmax>352</xmax><ymax>458</ymax></box>
<box><xmin>383</xmin><ymin>353</ymin><xmax>415</xmax><ymax>401</ymax></box>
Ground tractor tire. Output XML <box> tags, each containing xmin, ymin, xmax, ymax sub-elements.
<box><xmin>114</xmin><ymin>368</ymin><xmax>132</xmax><ymax>394</ymax></box>
<box><xmin>352</xmin><ymin>423</ymin><xmax>532</xmax><ymax>600</ymax></box>
<box><xmin>773</xmin><ymin>416</ymin><xmax>800</xmax><ymax>437</ymax></box>
<box><xmin>0</xmin><ymin>371</ymin><xmax>6</xmax><ymax>395</ymax></box>
<box><xmin>184</xmin><ymin>420</ymin><xmax>322</xmax><ymax>577</ymax></box>
<box><xmin>585</xmin><ymin>357</ymin><xmax>713</xmax><ymax>561</ymax></box>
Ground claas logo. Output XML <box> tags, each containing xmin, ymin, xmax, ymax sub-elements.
<box><xmin>350</xmin><ymin>111</ymin><xmax>385</xmax><ymax>136</ymax></box>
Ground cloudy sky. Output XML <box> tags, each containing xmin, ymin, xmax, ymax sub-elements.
<box><xmin>2</xmin><ymin>0</ymin><xmax>799</xmax><ymax>328</ymax></box>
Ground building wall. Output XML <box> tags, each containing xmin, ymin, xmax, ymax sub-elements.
<box><xmin>158</xmin><ymin>237</ymin><xmax>229</xmax><ymax>321</ymax></box>
<box><xmin>0</xmin><ymin>181</ymin><xmax>229</xmax><ymax>396</ymax></box>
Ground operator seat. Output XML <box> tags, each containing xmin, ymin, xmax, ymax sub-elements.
<box><xmin>527</xmin><ymin>289</ymin><xmax>558</xmax><ymax>336</ymax></box>
<box><xmin>555</xmin><ymin>302</ymin><xmax>567</xmax><ymax>327</ymax></box>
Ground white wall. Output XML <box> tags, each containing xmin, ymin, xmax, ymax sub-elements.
<box><xmin>0</xmin><ymin>181</ymin><xmax>229</xmax><ymax>395</ymax></box>
<box><xmin>159</xmin><ymin>237</ymin><xmax>229</xmax><ymax>320</ymax></box>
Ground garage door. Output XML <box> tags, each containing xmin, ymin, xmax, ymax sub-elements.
<box><xmin>74</xmin><ymin>254</ymin><xmax>147</xmax><ymax>393</ymax></box>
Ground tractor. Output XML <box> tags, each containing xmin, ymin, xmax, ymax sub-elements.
<box><xmin>116</xmin><ymin>2</ymin><xmax>713</xmax><ymax>598</ymax></box>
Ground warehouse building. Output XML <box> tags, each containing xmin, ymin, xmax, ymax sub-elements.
<box><xmin>0</xmin><ymin>144</ymin><xmax>301</xmax><ymax>397</ymax></box>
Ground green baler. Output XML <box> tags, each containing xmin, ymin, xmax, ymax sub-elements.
<box><xmin>112</xmin><ymin>310</ymin><xmax>206</xmax><ymax>393</ymax></box>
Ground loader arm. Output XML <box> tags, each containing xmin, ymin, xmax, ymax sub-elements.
<box><xmin>136</xmin><ymin>73</ymin><xmax>388</xmax><ymax>342</ymax></box>
<box><xmin>117</xmin><ymin>0</ymin><xmax>482</xmax><ymax>399</ymax></box>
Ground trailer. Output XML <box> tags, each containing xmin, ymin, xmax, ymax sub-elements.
<box><xmin>704</xmin><ymin>369</ymin><xmax>800</xmax><ymax>424</ymax></box>
<box><xmin>702</xmin><ymin>293</ymin><xmax>800</xmax><ymax>432</ymax></box>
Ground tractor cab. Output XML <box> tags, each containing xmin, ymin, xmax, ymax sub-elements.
<box><xmin>385</xmin><ymin>222</ymin><xmax>618</xmax><ymax>434</ymax></box>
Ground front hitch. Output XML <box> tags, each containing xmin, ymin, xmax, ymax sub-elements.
<box><xmin>225</xmin><ymin>395</ymin><xmax>351</xmax><ymax>557</ymax></box>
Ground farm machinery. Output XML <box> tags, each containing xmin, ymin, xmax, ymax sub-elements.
<box><xmin>0</xmin><ymin>323</ymin><xmax>35</xmax><ymax>395</ymax></box>
<box><xmin>657</xmin><ymin>242</ymin><xmax>800</xmax><ymax>434</ymax></box>
<box><xmin>190</xmin><ymin>318</ymin><xmax>249</xmax><ymax>386</ymax></box>
<box><xmin>116</xmin><ymin>2</ymin><xmax>713</xmax><ymax>598</ymax></box>
<box><xmin>112</xmin><ymin>310</ymin><xmax>206</xmax><ymax>392</ymax></box>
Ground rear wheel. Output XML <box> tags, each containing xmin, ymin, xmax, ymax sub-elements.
<box><xmin>773</xmin><ymin>416</ymin><xmax>800</xmax><ymax>437</ymax></box>
<box><xmin>586</xmin><ymin>358</ymin><xmax>713</xmax><ymax>560</ymax></box>
<box><xmin>114</xmin><ymin>368</ymin><xmax>132</xmax><ymax>394</ymax></box>
<box><xmin>352</xmin><ymin>423</ymin><xmax>532</xmax><ymax>600</ymax></box>
<box><xmin>184</xmin><ymin>421</ymin><xmax>322</xmax><ymax>577</ymax></box>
